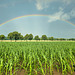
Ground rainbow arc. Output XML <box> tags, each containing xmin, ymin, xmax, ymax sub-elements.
<box><xmin>0</xmin><ymin>14</ymin><xmax>75</xmax><ymax>26</ymax></box>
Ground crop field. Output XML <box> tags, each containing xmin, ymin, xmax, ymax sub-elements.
<box><xmin>0</xmin><ymin>42</ymin><xmax>75</xmax><ymax>75</ymax></box>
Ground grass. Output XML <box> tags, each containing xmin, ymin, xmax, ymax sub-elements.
<box><xmin>0</xmin><ymin>42</ymin><xmax>75</xmax><ymax>75</ymax></box>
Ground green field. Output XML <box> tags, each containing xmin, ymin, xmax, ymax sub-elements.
<box><xmin>0</xmin><ymin>42</ymin><xmax>75</xmax><ymax>75</ymax></box>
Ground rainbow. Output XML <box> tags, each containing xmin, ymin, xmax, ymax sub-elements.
<box><xmin>0</xmin><ymin>14</ymin><xmax>75</xmax><ymax>26</ymax></box>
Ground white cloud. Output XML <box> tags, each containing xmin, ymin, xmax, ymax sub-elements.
<box><xmin>36</xmin><ymin>2</ymin><xmax>43</xmax><ymax>10</ymax></box>
<box><xmin>61</xmin><ymin>13</ymin><xmax>70</xmax><ymax>20</ymax></box>
<box><xmin>35</xmin><ymin>0</ymin><xmax>74</xmax><ymax>10</ymax></box>
<box><xmin>48</xmin><ymin>10</ymin><xmax>70</xmax><ymax>23</ymax></box>
<box><xmin>48</xmin><ymin>11</ymin><xmax>63</xmax><ymax>22</ymax></box>
<box><xmin>70</xmin><ymin>9</ymin><xmax>75</xmax><ymax>17</ymax></box>
<box><xmin>59</xmin><ymin>7</ymin><xmax>64</xmax><ymax>11</ymax></box>
<box><xmin>36</xmin><ymin>0</ymin><xmax>50</xmax><ymax>10</ymax></box>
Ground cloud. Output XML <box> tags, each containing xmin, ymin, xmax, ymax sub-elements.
<box><xmin>61</xmin><ymin>13</ymin><xmax>70</xmax><ymax>20</ymax></box>
<box><xmin>48</xmin><ymin>7</ymin><xmax>75</xmax><ymax>23</ymax></box>
<box><xmin>36</xmin><ymin>2</ymin><xmax>43</xmax><ymax>10</ymax></box>
<box><xmin>48</xmin><ymin>11</ymin><xmax>63</xmax><ymax>22</ymax></box>
<box><xmin>48</xmin><ymin>10</ymin><xmax>70</xmax><ymax>23</ymax></box>
<box><xmin>59</xmin><ymin>7</ymin><xmax>64</xmax><ymax>11</ymax></box>
<box><xmin>70</xmin><ymin>9</ymin><xmax>75</xmax><ymax>17</ymax></box>
<box><xmin>36</xmin><ymin>0</ymin><xmax>50</xmax><ymax>10</ymax></box>
<box><xmin>35</xmin><ymin>0</ymin><xmax>74</xmax><ymax>10</ymax></box>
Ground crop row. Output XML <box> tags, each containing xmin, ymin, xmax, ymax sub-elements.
<box><xmin>0</xmin><ymin>42</ymin><xmax>75</xmax><ymax>75</ymax></box>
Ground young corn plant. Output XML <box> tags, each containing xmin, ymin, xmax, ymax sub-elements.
<box><xmin>37</xmin><ymin>56</ymin><xmax>45</xmax><ymax>75</ymax></box>
<box><xmin>9</xmin><ymin>61</ymin><xmax>13</xmax><ymax>75</ymax></box>
<box><xmin>0</xmin><ymin>59</ymin><xmax>3</xmax><ymax>75</ymax></box>
<box><xmin>29</xmin><ymin>55</ymin><xmax>32</xmax><ymax>75</ymax></box>
<box><xmin>34</xmin><ymin>69</ymin><xmax>37</xmax><ymax>75</ymax></box>
<box><xmin>42</xmin><ymin>53</ymin><xmax>47</xmax><ymax>74</ymax></box>
<box><xmin>5</xmin><ymin>63</ymin><xmax>9</xmax><ymax>75</ymax></box>
<box><xmin>13</xmin><ymin>56</ymin><xmax>17</xmax><ymax>75</ymax></box>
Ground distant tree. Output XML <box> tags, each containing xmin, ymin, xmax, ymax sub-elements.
<box><xmin>28</xmin><ymin>34</ymin><xmax>33</xmax><ymax>40</ymax></box>
<box><xmin>34</xmin><ymin>35</ymin><xmax>40</xmax><ymax>40</ymax></box>
<box><xmin>5</xmin><ymin>37</ymin><xmax>9</xmax><ymax>40</ymax></box>
<box><xmin>19</xmin><ymin>35</ymin><xmax>24</xmax><ymax>40</ymax></box>
<box><xmin>24</xmin><ymin>34</ymin><xmax>29</xmax><ymax>40</ymax></box>
<box><xmin>59</xmin><ymin>38</ymin><xmax>66</xmax><ymax>40</ymax></box>
<box><xmin>68</xmin><ymin>38</ymin><xmax>75</xmax><ymax>41</ymax></box>
<box><xmin>49</xmin><ymin>37</ymin><xmax>54</xmax><ymax>40</ymax></box>
<box><xmin>56</xmin><ymin>38</ymin><xmax>59</xmax><ymax>40</ymax></box>
<box><xmin>41</xmin><ymin>35</ymin><xmax>48</xmax><ymax>40</ymax></box>
<box><xmin>56</xmin><ymin>38</ymin><xmax>66</xmax><ymax>40</ymax></box>
<box><xmin>12</xmin><ymin>31</ymin><xmax>21</xmax><ymax>40</ymax></box>
<box><xmin>8</xmin><ymin>32</ymin><xmax>13</xmax><ymax>40</ymax></box>
<box><xmin>8</xmin><ymin>31</ymin><xmax>23</xmax><ymax>40</ymax></box>
<box><xmin>0</xmin><ymin>35</ymin><xmax>5</xmax><ymax>40</ymax></box>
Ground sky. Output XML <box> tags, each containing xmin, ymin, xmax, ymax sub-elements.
<box><xmin>0</xmin><ymin>0</ymin><xmax>75</xmax><ymax>38</ymax></box>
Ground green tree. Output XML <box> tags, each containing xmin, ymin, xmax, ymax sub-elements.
<box><xmin>24</xmin><ymin>34</ymin><xmax>29</xmax><ymax>40</ymax></box>
<box><xmin>8</xmin><ymin>32</ymin><xmax>13</xmax><ymax>40</ymax></box>
<box><xmin>28</xmin><ymin>34</ymin><xmax>33</xmax><ymax>40</ymax></box>
<box><xmin>0</xmin><ymin>35</ymin><xmax>5</xmax><ymax>40</ymax></box>
<box><xmin>59</xmin><ymin>38</ymin><xmax>66</xmax><ymax>40</ymax></box>
<box><xmin>56</xmin><ymin>38</ymin><xmax>59</xmax><ymax>40</ymax></box>
<box><xmin>34</xmin><ymin>35</ymin><xmax>40</xmax><ymax>40</ymax></box>
<box><xmin>19</xmin><ymin>35</ymin><xmax>24</xmax><ymax>40</ymax></box>
<box><xmin>49</xmin><ymin>37</ymin><xmax>54</xmax><ymax>40</ymax></box>
<box><xmin>12</xmin><ymin>31</ymin><xmax>21</xmax><ymax>40</ymax></box>
<box><xmin>41</xmin><ymin>35</ymin><xmax>48</xmax><ymax>40</ymax></box>
<box><xmin>56</xmin><ymin>38</ymin><xmax>66</xmax><ymax>40</ymax></box>
<box><xmin>8</xmin><ymin>31</ymin><xmax>23</xmax><ymax>40</ymax></box>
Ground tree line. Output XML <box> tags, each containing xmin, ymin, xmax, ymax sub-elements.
<box><xmin>0</xmin><ymin>31</ymin><xmax>75</xmax><ymax>40</ymax></box>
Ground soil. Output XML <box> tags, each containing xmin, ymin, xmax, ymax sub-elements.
<box><xmin>13</xmin><ymin>69</ymin><xmax>27</xmax><ymax>75</ymax></box>
<box><xmin>13</xmin><ymin>69</ymin><xmax>75</xmax><ymax>75</ymax></box>
<box><xmin>14</xmin><ymin>62</ymin><xmax>75</xmax><ymax>75</ymax></box>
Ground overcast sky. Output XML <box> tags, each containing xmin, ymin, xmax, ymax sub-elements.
<box><xmin>0</xmin><ymin>0</ymin><xmax>75</xmax><ymax>38</ymax></box>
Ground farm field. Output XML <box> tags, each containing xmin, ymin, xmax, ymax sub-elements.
<box><xmin>0</xmin><ymin>40</ymin><xmax>75</xmax><ymax>42</ymax></box>
<box><xmin>0</xmin><ymin>42</ymin><xmax>75</xmax><ymax>75</ymax></box>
